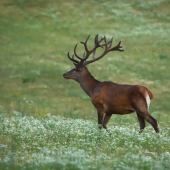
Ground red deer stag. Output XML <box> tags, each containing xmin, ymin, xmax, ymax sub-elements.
<box><xmin>63</xmin><ymin>34</ymin><xmax>159</xmax><ymax>133</ymax></box>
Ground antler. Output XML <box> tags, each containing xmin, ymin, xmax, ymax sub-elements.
<box><xmin>67</xmin><ymin>53</ymin><xmax>79</xmax><ymax>63</ymax></box>
<box><xmin>67</xmin><ymin>34</ymin><xmax>124</xmax><ymax>65</ymax></box>
<box><xmin>85</xmin><ymin>37</ymin><xmax>124</xmax><ymax>65</ymax></box>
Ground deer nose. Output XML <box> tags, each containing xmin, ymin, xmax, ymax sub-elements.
<box><xmin>63</xmin><ymin>74</ymin><xmax>69</xmax><ymax>79</ymax></box>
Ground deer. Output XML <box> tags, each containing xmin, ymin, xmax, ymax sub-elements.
<box><xmin>63</xmin><ymin>34</ymin><xmax>159</xmax><ymax>134</ymax></box>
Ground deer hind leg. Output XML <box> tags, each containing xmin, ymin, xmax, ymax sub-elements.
<box><xmin>137</xmin><ymin>113</ymin><xmax>146</xmax><ymax>134</ymax></box>
<box><xmin>133</xmin><ymin>95</ymin><xmax>159</xmax><ymax>133</ymax></box>
<box><xmin>137</xmin><ymin>111</ymin><xmax>159</xmax><ymax>133</ymax></box>
<box><xmin>145</xmin><ymin>113</ymin><xmax>159</xmax><ymax>133</ymax></box>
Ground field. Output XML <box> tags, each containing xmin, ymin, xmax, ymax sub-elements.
<box><xmin>0</xmin><ymin>0</ymin><xmax>170</xmax><ymax>169</ymax></box>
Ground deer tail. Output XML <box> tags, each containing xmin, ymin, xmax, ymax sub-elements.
<box><xmin>143</xmin><ymin>87</ymin><xmax>153</xmax><ymax>110</ymax></box>
<box><xmin>145</xmin><ymin>87</ymin><xmax>154</xmax><ymax>100</ymax></box>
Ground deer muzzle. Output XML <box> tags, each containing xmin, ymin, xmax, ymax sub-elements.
<box><xmin>62</xmin><ymin>73</ymin><xmax>69</xmax><ymax>79</ymax></box>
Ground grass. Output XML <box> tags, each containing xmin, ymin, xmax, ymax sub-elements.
<box><xmin>0</xmin><ymin>0</ymin><xmax>170</xmax><ymax>169</ymax></box>
<box><xmin>0</xmin><ymin>113</ymin><xmax>170</xmax><ymax>170</ymax></box>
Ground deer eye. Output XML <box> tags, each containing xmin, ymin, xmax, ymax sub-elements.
<box><xmin>73</xmin><ymin>69</ymin><xmax>77</xmax><ymax>72</ymax></box>
<box><xmin>74</xmin><ymin>69</ymin><xmax>81</xmax><ymax>72</ymax></box>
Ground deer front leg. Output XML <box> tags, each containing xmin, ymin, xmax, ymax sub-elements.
<box><xmin>97</xmin><ymin>108</ymin><xmax>105</xmax><ymax>129</ymax></box>
<box><xmin>103</xmin><ymin>113</ymin><xmax>112</xmax><ymax>129</ymax></box>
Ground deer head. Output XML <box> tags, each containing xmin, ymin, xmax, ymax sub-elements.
<box><xmin>63</xmin><ymin>34</ymin><xmax>124</xmax><ymax>82</ymax></box>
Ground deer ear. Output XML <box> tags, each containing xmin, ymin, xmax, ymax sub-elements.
<box><xmin>73</xmin><ymin>63</ymin><xmax>83</xmax><ymax>71</ymax></box>
<box><xmin>74</xmin><ymin>63</ymin><xmax>79</xmax><ymax>69</ymax></box>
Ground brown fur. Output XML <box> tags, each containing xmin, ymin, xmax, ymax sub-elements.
<box><xmin>63</xmin><ymin>34</ymin><xmax>159</xmax><ymax>133</ymax></box>
<box><xmin>63</xmin><ymin>66</ymin><xmax>159</xmax><ymax>133</ymax></box>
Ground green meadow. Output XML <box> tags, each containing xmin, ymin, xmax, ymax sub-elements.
<box><xmin>0</xmin><ymin>0</ymin><xmax>170</xmax><ymax>169</ymax></box>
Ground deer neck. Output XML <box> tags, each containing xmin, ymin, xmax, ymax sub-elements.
<box><xmin>78</xmin><ymin>70</ymin><xmax>100</xmax><ymax>97</ymax></box>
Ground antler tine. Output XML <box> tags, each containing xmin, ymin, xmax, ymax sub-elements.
<box><xmin>103</xmin><ymin>36</ymin><xmax>107</xmax><ymax>43</ymax></box>
<box><xmin>99</xmin><ymin>36</ymin><xmax>105</xmax><ymax>44</ymax></box>
<box><xmin>83</xmin><ymin>52</ymin><xmax>86</xmax><ymax>59</ymax></box>
<box><xmin>74</xmin><ymin>44</ymin><xmax>84</xmax><ymax>61</ymax></box>
<box><xmin>108</xmin><ymin>37</ymin><xmax>113</xmax><ymax>48</ymax></box>
<box><xmin>109</xmin><ymin>41</ymin><xmax>124</xmax><ymax>52</ymax></box>
<box><xmin>80</xmin><ymin>34</ymin><xmax>90</xmax><ymax>53</ymax></box>
<box><xmin>85</xmin><ymin>34</ymin><xmax>90</xmax><ymax>43</ymax></box>
<box><xmin>94</xmin><ymin>34</ymin><xmax>99</xmax><ymax>46</ymax></box>
<box><xmin>67</xmin><ymin>52</ymin><xmax>79</xmax><ymax>63</ymax></box>
<box><xmin>94</xmin><ymin>34</ymin><xmax>104</xmax><ymax>49</ymax></box>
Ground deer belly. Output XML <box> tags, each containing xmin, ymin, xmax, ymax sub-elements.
<box><xmin>104</xmin><ymin>100</ymin><xmax>134</xmax><ymax>114</ymax></box>
<box><xmin>106</xmin><ymin>105</ymin><xmax>135</xmax><ymax>115</ymax></box>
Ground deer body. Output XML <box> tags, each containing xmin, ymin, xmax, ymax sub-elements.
<box><xmin>63</xmin><ymin>34</ymin><xmax>159</xmax><ymax>133</ymax></box>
